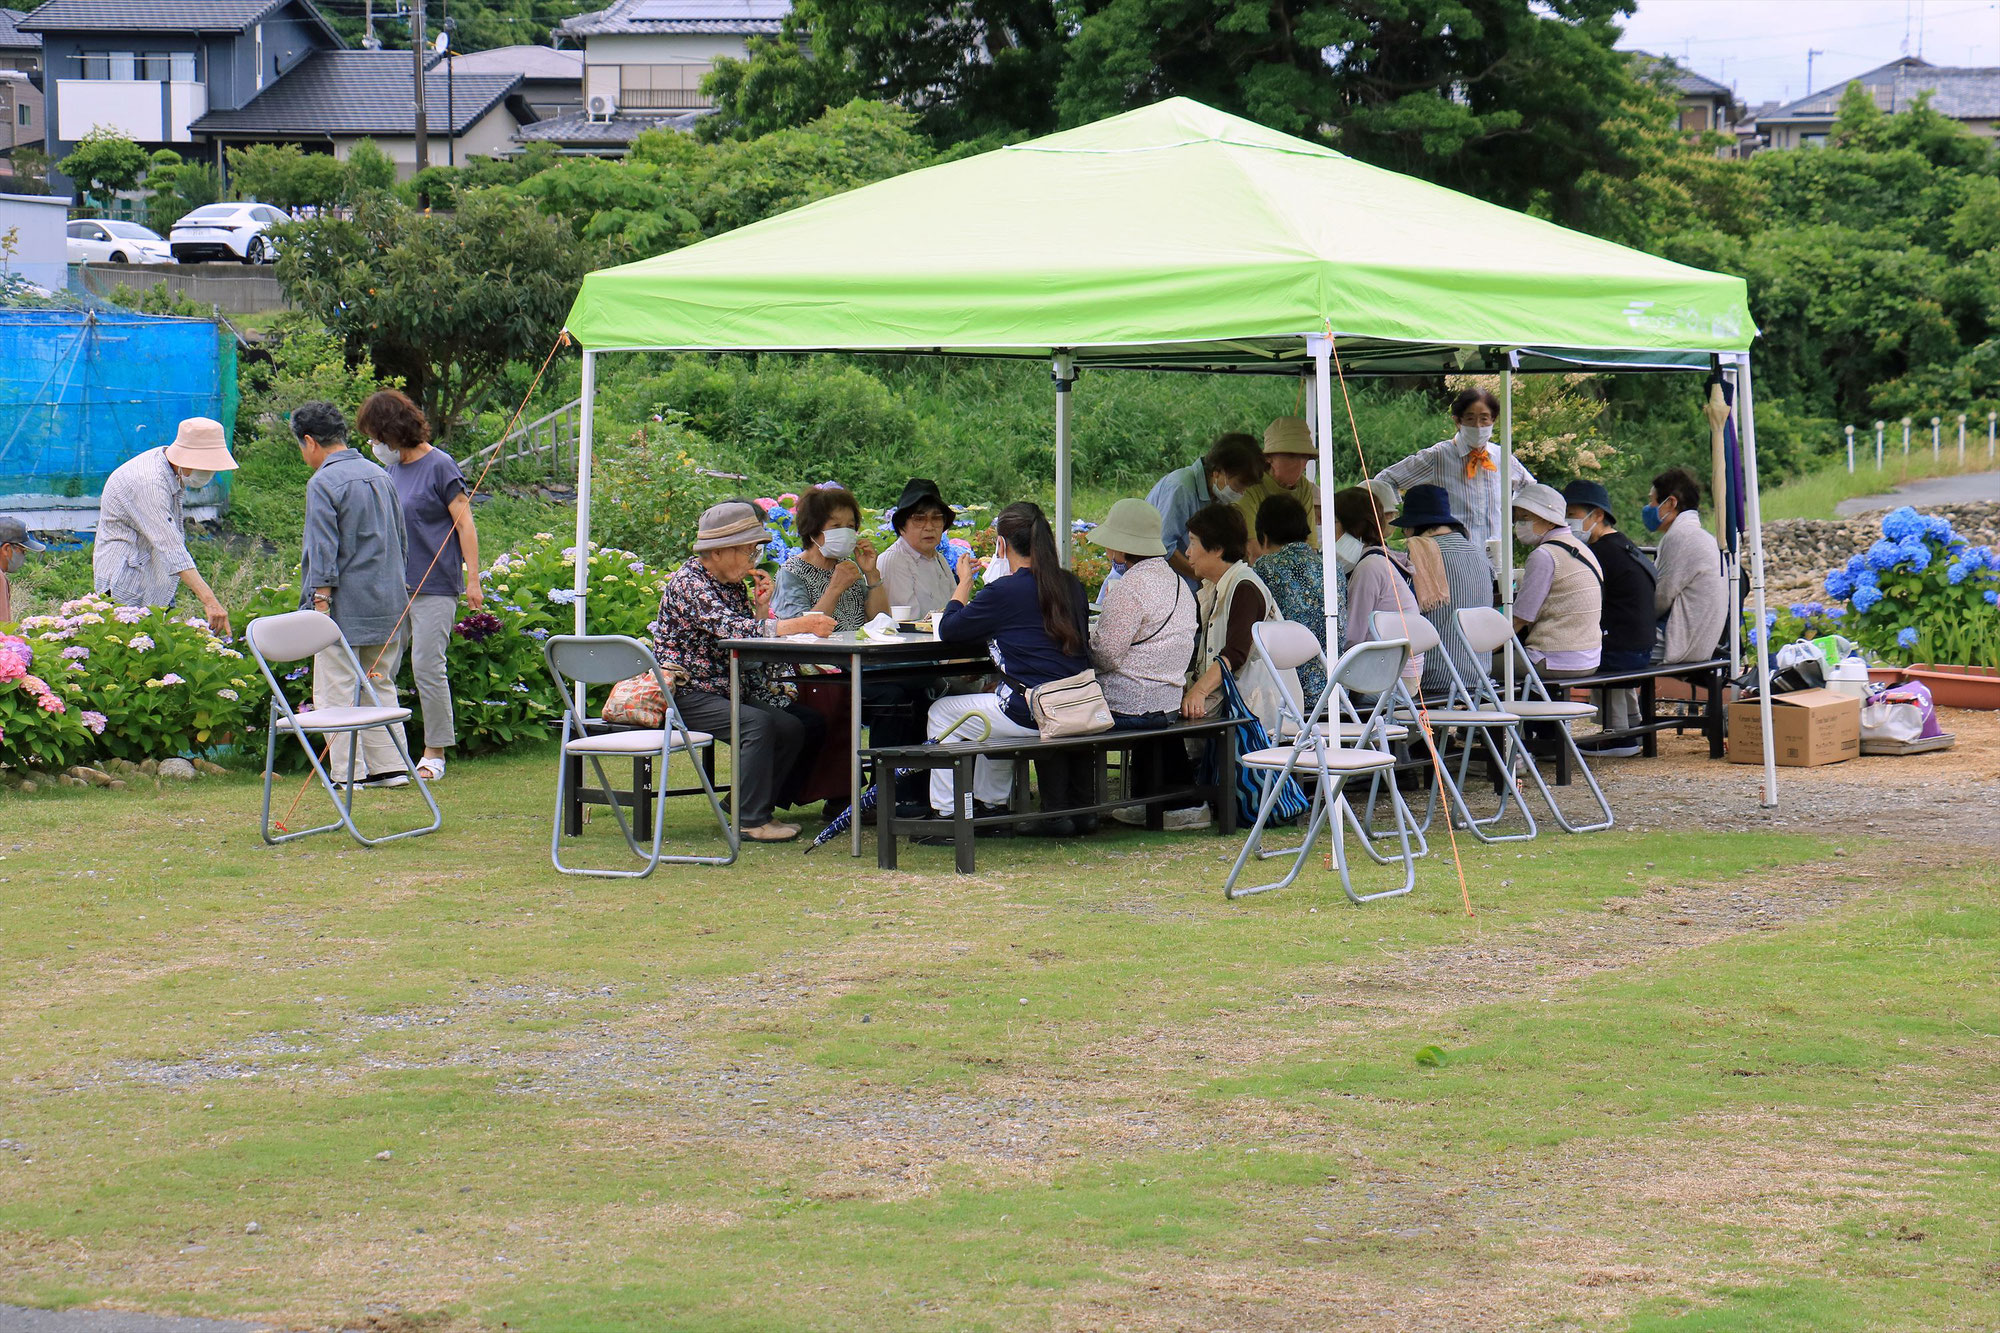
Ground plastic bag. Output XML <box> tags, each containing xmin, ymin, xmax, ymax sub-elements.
<box><xmin>1861</xmin><ymin>680</ymin><xmax>1941</xmax><ymax>745</ymax></box>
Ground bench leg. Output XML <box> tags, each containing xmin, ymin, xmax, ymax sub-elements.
<box><xmin>1642</xmin><ymin>677</ymin><xmax>1659</xmax><ymax>758</ymax></box>
<box><xmin>954</xmin><ymin>755</ymin><xmax>976</xmax><ymax>875</ymax></box>
<box><xmin>1218</xmin><ymin>729</ymin><xmax>1239</xmax><ymax>837</ymax></box>
<box><xmin>633</xmin><ymin>756</ymin><xmax>654</xmax><ymax>844</ymax></box>
<box><xmin>564</xmin><ymin>754</ymin><xmax>584</xmax><ymax>837</ymax></box>
<box><xmin>877</xmin><ymin>764</ymin><xmax>899</xmax><ymax>870</ymax></box>
<box><xmin>1706</xmin><ymin>671</ymin><xmax>1725</xmax><ymax>759</ymax></box>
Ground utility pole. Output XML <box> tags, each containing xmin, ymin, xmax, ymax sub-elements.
<box><xmin>410</xmin><ymin>0</ymin><xmax>429</xmax><ymax>173</ymax></box>
<box><xmin>1806</xmin><ymin>49</ymin><xmax>1823</xmax><ymax>91</ymax></box>
<box><xmin>362</xmin><ymin>0</ymin><xmax>379</xmax><ymax>49</ymax></box>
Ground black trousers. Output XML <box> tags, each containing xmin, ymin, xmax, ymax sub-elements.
<box><xmin>672</xmin><ymin>688</ymin><xmax>826</xmax><ymax>827</ymax></box>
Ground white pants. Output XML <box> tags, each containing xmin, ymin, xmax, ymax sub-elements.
<box><xmin>314</xmin><ymin>637</ymin><xmax>406</xmax><ymax>778</ymax></box>
<box><xmin>926</xmin><ymin>692</ymin><xmax>1037</xmax><ymax>815</ymax></box>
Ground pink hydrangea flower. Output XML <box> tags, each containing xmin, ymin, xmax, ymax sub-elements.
<box><xmin>80</xmin><ymin>710</ymin><xmax>107</xmax><ymax>734</ymax></box>
<box><xmin>34</xmin><ymin>690</ymin><xmax>65</xmax><ymax>713</ymax></box>
<box><xmin>62</xmin><ymin>645</ymin><xmax>89</xmax><ymax>661</ymax></box>
<box><xmin>128</xmin><ymin>634</ymin><xmax>156</xmax><ymax>652</ymax></box>
<box><xmin>20</xmin><ymin>673</ymin><xmax>48</xmax><ymax>696</ymax></box>
<box><xmin>159</xmin><ymin>672</ymin><xmax>185</xmax><ymax>685</ymax></box>
<box><xmin>113</xmin><ymin>606</ymin><xmax>148</xmax><ymax>624</ymax></box>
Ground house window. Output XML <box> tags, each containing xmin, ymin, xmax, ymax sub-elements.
<box><xmin>618</xmin><ymin>63</ymin><xmax>714</xmax><ymax>109</ymax></box>
<box><xmin>1680</xmin><ymin>104</ymin><xmax>1710</xmax><ymax>132</ymax></box>
<box><xmin>17</xmin><ymin>102</ymin><xmax>28</xmax><ymax>127</ymax></box>
<box><xmin>79</xmin><ymin>51</ymin><xmax>137</xmax><ymax>79</ymax></box>
<box><xmin>171</xmin><ymin>51</ymin><xmax>196</xmax><ymax>81</ymax></box>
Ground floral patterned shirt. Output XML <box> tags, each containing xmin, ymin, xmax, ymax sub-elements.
<box><xmin>653</xmin><ymin>560</ymin><xmax>793</xmax><ymax>705</ymax></box>
<box><xmin>1254</xmin><ymin>540</ymin><xmax>1328</xmax><ymax>710</ymax></box>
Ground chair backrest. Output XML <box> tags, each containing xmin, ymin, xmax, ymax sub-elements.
<box><xmin>247</xmin><ymin>609</ymin><xmax>344</xmax><ymax>664</ymax></box>
<box><xmin>545</xmin><ymin>635</ymin><xmax>660</xmax><ymax>687</ymax></box>
<box><xmin>1371</xmin><ymin>608</ymin><xmax>1439</xmax><ymax>657</ymax></box>
<box><xmin>1252</xmin><ymin>619</ymin><xmax>1326</xmax><ymax>673</ymax></box>
<box><xmin>1456</xmin><ymin>606</ymin><xmax>1516</xmax><ymax>655</ymax></box>
<box><xmin>1330</xmin><ymin>637</ymin><xmax>1409</xmax><ymax>700</ymax></box>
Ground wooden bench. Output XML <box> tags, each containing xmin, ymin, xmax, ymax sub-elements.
<box><xmin>560</xmin><ymin>720</ymin><xmax>726</xmax><ymax>842</ymax></box>
<box><xmin>869</xmin><ymin>716</ymin><xmax>1252</xmax><ymax>874</ymax></box>
<box><xmin>1542</xmin><ymin>656</ymin><xmax>1731</xmax><ymax>782</ymax></box>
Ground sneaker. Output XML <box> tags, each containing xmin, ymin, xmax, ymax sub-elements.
<box><xmin>1020</xmin><ymin>816</ymin><xmax>1076</xmax><ymax>838</ymax></box>
<box><xmin>1110</xmin><ymin>804</ymin><xmax>1148</xmax><ymax>826</ymax></box>
<box><xmin>1162</xmin><ymin>804</ymin><xmax>1212</xmax><ymax>831</ymax></box>
<box><xmin>974</xmin><ymin>800</ymin><xmax>1016</xmax><ymax>838</ymax></box>
<box><xmin>1577</xmin><ymin>737</ymin><xmax>1642</xmax><ymax>758</ymax></box>
<box><xmin>349</xmin><ymin>769</ymin><xmax>409</xmax><ymax>789</ymax></box>
<box><xmin>894</xmin><ymin>799</ymin><xmax>930</xmax><ymax>819</ymax></box>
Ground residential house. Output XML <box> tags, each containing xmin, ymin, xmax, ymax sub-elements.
<box><xmin>0</xmin><ymin>71</ymin><xmax>41</xmax><ymax>184</ymax></box>
<box><xmin>1632</xmin><ymin>52</ymin><xmax>1738</xmax><ymax>145</ymax></box>
<box><xmin>192</xmin><ymin>49</ymin><xmax>532</xmax><ymax>175</ymax></box>
<box><xmin>516</xmin><ymin>0</ymin><xmax>788</xmax><ymax>155</ymax></box>
<box><xmin>1759</xmin><ymin>57</ymin><xmax>2000</xmax><ymax>150</ymax></box>
<box><xmin>449</xmin><ymin>44</ymin><xmax>581</xmax><ymax>121</ymax></box>
<box><xmin>0</xmin><ymin>8</ymin><xmax>43</xmax><ymax>74</ymax></box>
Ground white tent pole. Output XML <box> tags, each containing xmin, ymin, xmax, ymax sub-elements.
<box><xmin>1302</xmin><ymin>370</ymin><xmax>1319</xmax><ymax>489</ymax></box>
<box><xmin>574</xmin><ymin>349</ymin><xmax>595</xmax><ymax>640</ymax></box>
<box><xmin>1736</xmin><ymin>351</ymin><xmax>1779</xmax><ymax>808</ymax></box>
<box><xmin>1053</xmin><ymin>351</ymin><xmax>1075</xmax><ymax>567</ymax></box>
<box><xmin>1500</xmin><ymin>356</ymin><xmax>1516</xmax><ymax>700</ymax></box>
<box><xmin>1308</xmin><ymin>334</ymin><xmax>1341</xmax><ymax>749</ymax></box>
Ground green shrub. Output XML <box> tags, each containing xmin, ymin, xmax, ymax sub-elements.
<box><xmin>0</xmin><ymin>632</ymin><xmax>92</xmax><ymax>770</ymax></box>
<box><xmin>589</xmin><ymin>419</ymin><xmax>735</xmax><ymax>567</ymax></box>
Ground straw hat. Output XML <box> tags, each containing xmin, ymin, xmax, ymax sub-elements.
<box><xmin>1086</xmin><ymin>498</ymin><xmax>1168</xmax><ymax>558</ymax></box>
<box><xmin>692</xmin><ymin>500</ymin><xmax>768</xmax><ymax>553</ymax></box>
<box><xmin>1262</xmin><ymin>416</ymin><xmax>1315</xmax><ymax>456</ymax></box>
<box><xmin>1512</xmin><ymin>482</ymin><xmax>1568</xmax><ymax>528</ymax></box>
<box><xmin>163</xmin><ymin>417</ymin><xmax>238</xmax><ymax>472</ymax></box>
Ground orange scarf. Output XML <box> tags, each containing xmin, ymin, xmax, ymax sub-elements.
<box><xmin>1462</xmin><ymin>446</ymin><xmax>1496</xmax><ymax>480</ymax></box>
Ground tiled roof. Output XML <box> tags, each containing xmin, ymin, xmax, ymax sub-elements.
<box><xmin>1765</xmin><ymin>56</ymin><xmax>2000</xmax><ymax>122</ymax></box>
<box><xmin>1631</xmin><ymin>53</ymin><xmax>1732</xmax><ymax>100</ymax></box>
<box><xmin>0</xmin><ymin>8</ymin><xmax>40</xmax><ymax>48</ymax></box>
<box><xmin>447</xmin><ymin>44</ymin><xmax>581</xmax><ymax>82</ymax></box>
<box><xmin>19</xmin><ymin>0</ymin><xmax>303</xmax><ymax>33</ymax></box>
<box><xmin>560</xmin><ymin>0</ymin><xmax>787</xmax><ymax>38</ymax></box>
<box><xmin>192</xmin><ymin>50</ymin><xmax>521</xmax><ymax>136</ymax></box>
<box><xmin>513</xmin><ymin>107</ymin><xmax>705</xmax><ymax>143</ymax></box>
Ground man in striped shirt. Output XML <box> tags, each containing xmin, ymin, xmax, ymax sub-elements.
<box><xmin>1370</xmin><ymin>387</ymin><xmax>1534</xmax><ymax>571</ymax></box>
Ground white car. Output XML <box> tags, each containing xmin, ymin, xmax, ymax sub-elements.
<box><xmin>66</xmin><ymin>219</ymin><xmax>174</xmax><ymax>265</ymax></box>
<box><xmin>168</xmin><ymin>202</ymin><xmax>293</xmax><ymax>265</ymax></box>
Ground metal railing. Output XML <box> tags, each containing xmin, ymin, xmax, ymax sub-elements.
<box><xmin>468</xmin><ymin>397</ymin><xmax>582</xmax><ymax>477</ymax></box>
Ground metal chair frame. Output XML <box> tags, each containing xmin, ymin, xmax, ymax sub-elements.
<box><xmin>1455</xmin><ymin>608</ymin><xmax>1615</xmax><ymax>834</ymax></box>
<box><xmin>543</xmin><ymin>635</ymin><xmax>737</xmax><ymax>876</ymax></box>
<box><xmin>1224</xmin><ymin>634</ymin><xmax>1418</xmax><ymax>904</ymax></box>
<box><xmin>247</xmin><ymin>610</ymin><xmax>442</xmax><ymax>848</ymax></box>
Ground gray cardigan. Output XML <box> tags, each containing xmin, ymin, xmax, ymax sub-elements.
<box><xmin>1654</xmin><ymin>511</ymin><xmax>1729</xmax><ymax>664</ymax></box>
<box><xmin>299</xmin><ymin>448</ymin><xmax>410</xmax><ymax>646</ymax></box>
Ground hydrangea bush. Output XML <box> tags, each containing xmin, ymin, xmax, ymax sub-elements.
<box><xmin>0</xmin><ymin>632</ymin><xmax>92</xmax><ymax>770</ymax></box>
<box><xmin>1819</xmin><ymin>506</ymin><xmax>2000</xmax><ymax>667</ymax></box>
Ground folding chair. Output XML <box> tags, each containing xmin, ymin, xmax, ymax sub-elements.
<box><xmin>1224</xmin><ymin>634</ymin><xmax>1418</xmax><ymax>904</ymax></box>
<box><xmin>1455</xmin><ymin>608</ymin><xmax>1615</xmax><ymax>834</ymax></box>
<box><xmin>1256</xmin><ymin>620</ymin><xmax>1427</xmax><ymax>860</ymax></box>
<box><xmin>1371</xmin><ymin>610</ymin><xmax>1540</xmax><ymax>845</ymax></box>
<box><xmin>247</xmin><ymin>610</ymin><xmax>442</xmax><ymax>848</ymax></box>
<box><xmin>543</xmin><ymin>635</ymin><xmax>736</xmax><ymax>876</ymax></box>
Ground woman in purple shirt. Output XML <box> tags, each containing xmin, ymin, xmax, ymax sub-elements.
<box><xmin>359</xmin><ymin>389</ymin><xmax>482</xmax><ymax>783</ymax></box>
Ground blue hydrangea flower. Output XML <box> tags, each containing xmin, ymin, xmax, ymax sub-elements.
<box><xmin>1897</xmin><ymin>626</ymin><xmax>1919</xmax><ymax>648</ymax></box>
<box><xmin>1925</xmin><ymin>514</ymin><xmax>1955</xmax><ymax>543</ymax></box>
<box><xmin>1881</xmin><ymin>506</ymin><xmax>1924</xmax><ymax>542</ymax></box>
<box><xmin>1896</xmin><ymin>541</ymin><xmax>1932</xmax><ymax>571</ymax></box>
<box><xmin>549</xmin><ymin>588</ymin><xmax>579</xmax><ymax>605</ymax></box>
<box><xmin>1827</xmin><ymin>605</ymin><xmax>1846</xmax><ymax>618</ymax></box>
<box><xmin>1864</xmin><ymin>540</ymin><xmax>1903</xmax><ymax>571</ymax></box>
<box><xmin>1853</xmin><ymin>584</ymin><xmax>1885</xmax><ymax>613</ymax></box>
<box><xmin>1824</xmin><ymin>568</ymin><xmax>1856</xmax><ymax>599</ymax></box>
<box><xmin>1987</xmin><ymin>589</ymin><xmax>1999</xmax><ymax>607</ymax></box>
<box><xmin>1948</xmin><ymin>560</ymin><xmax>1970</xmax><ymax>585</ymax></box>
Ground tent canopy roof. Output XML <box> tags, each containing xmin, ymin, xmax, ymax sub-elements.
<box><xmin>563</xmin><ymin>98</ymin><xmax>1754</xmax><ymax>374</ymax></box>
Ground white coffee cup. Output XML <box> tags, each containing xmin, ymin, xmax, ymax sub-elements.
<box><xmin>890</xmin><ymin>604</ymin><xmax>914</xmax><ymax>621</ymax></box>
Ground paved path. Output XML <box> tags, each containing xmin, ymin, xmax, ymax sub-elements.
<box><xmin>0</xmin><ymin>1309</ymin><xmax>270</xmax><ymax>1333</ymax></box>
<box><xmin>1835</xmin><ymin>470</ymin><xmax>2000</xmax><ymax>515</ymax></box>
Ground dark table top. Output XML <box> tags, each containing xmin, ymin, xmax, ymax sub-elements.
<box><xmin>721</xmin><ymin>630</ymin><xmax>992</xmax><ymax>666</ymax></box>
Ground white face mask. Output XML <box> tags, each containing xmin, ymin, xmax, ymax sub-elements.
<box><xmin>1513</xmin><ymin>520</ymin><xmax>1542</xmax><ymax>546</ymax></box>
<box><xmin>818</xmin><ymin>526</ymin><xmax>859</xmax><ymax>559</ymax></box>
<box><xmin>1566</xmin><ymin>517</ymin><xmax>1592</xmax><ymax>542</ymax></box>
<box><xmin>1213</xmin><ymin>483</ymin><xmax>1243</xmax><ymax>504</ymax></box>
<box><xmin>371</xmin><ymin>442</ymin><xmax>400</xmax><ymax>468</ymax></box>
<box><xmin>184</xmin><ymin>469</ymin><xmax>215</xmax><ymax>489</ymax></box>
<box><xmin>1455</xmin><ymin>424</ymin><xmax>1494</xmax><ymax>452</ymax></box>
<box><xmin>982</xmin><ymin>552</ymin><xmax>1010</xmax><ymax>583</ymax></box>
<box><xmin>1334</xmin><ymin>533</ymin><xmax>1365</xmax><ymax>571</ymax></box>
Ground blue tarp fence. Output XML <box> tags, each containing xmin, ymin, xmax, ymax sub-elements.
<box><xmin>0</xmin><ymin>309</ymin><xmax>232</xmax><ymax>513</ymax></box>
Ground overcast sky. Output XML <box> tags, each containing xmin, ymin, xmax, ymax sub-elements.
<box><xmin>1615</xmin><ymin>0</ymin><xmax>2000</xmax><ymax>108</ymax></box>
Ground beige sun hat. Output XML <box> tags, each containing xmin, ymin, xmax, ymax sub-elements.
<box><xmin>1262</xmin><ymin>416</ymin><xmax>1315</xmax><ymax>456</ymax></box>
<box><xmin>1362</xmin><ymin>477</ymin><xmax>1399</xmax><ymax>522</ymax></box>
<box><xmin>1512</xmin><ymin>482</ymin><xmax>1568</xmax><ymax>528</ymax></box>
<box><xmin>163</xmin><ymin>417</ymin><xmax>238</xmax><ymax>472</ymax></box>
<box><xmin>1086</xmin><ymin>498</ymin><xmax>1168</xmax><ymax>559</ymax></box>
<box><xmin>692</xmin><ymin>499</ymin><xmax>769</xmax><ymax>553</ymax></box>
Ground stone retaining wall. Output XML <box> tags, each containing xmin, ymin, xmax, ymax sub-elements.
<box><xmin>1760</xmin><ymin>502</ymin><xmax>2000</xmax><ymax>606</ymax></box>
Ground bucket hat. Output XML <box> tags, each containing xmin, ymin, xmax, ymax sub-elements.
<box><xmin>0</xmin><ymin>516</ymin><xmax>45</xmax><ymax>552</ymax></box>
<box><xmin>692</xmin><ymin>500</ymin><xmax>769</xmax><ymax>553</ymax></box>
<box><xmin>889</xmin><ymin>477</ymin><xmax>955</xmax><ymax>530</ymax></box>
<box><xmin>1389</xmin><ymin>483</ymin><xmax>1462</xmax><ymax>533</ymax></box>
<box><xmin>1262</xmin><ymin>416</ymin><xmax>1315</xmax><ymax>456</ymax></box>
<box><xmin>163</xmin><ymin>417</ymin><xmax>238</xmax><ymax>472</ymax></box>
<box><xmin>1086</xmin><ymin>498</ymin><xmax>1168</xmax><ymax>559</ymax></box>
<box><xmin>1512</xmin><ymin>482</ymin><xmax>1568</xmax><ymax>528</ymax></box>
<box><xmin>1561</xmin><ymin>479</ymin><xmax>1616</xmax><ymax>524</ymax></box>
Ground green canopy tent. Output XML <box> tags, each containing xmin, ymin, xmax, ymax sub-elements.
<box><xmin>563</xmin><ymin>97</ymin><xmax>1780</xmax><ymax>802</ymax></box>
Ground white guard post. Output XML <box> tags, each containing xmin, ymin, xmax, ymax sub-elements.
<box><xmin>1499</xmin><ymin>357</ymin><xmax>1516</xmax><ymax>700</ymax></box>
<box><xmin>1307</xmin><ymin>334</ymin><xmax>1341</xmax><ymax>749</ymax></box>
<box><xmin>572</xmin><ymin>349</ymin><xmax>596</xmax><ymax>714</ymax></box>
<box><xmin>1053</xmin><ymin>351</ymin><xmax>1075</xmax><ymax>566</ymax></box>
<box><xmin>1734</xmin><ymin>352</ymin><xmax>1779</xmax><ymax>806</ymax></box>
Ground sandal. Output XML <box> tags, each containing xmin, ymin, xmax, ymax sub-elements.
<box><xmin>415</xmin><ymin>757</ymin><xmax>445</xmax><ymax>782</ymax></box>
<box><xmin>741</xmin><ymin>821</ymin><xmax>800</xmax><ymax>843</ymax></box>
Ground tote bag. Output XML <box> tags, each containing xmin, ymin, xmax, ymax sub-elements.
<box><xmin>1211</xmin><ymin>666</ymin><xmax>1309</xmax><ymax>825</ymax></box>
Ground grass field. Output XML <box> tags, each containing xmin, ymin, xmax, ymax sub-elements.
<box><xmin>1</xmin><ymin>749</ymin><xmax>1997</xmax><ymax>1331</ymax></box>
<box><xmin>1759</xmin><ymin>446</ymin><xmax>2000</xmax><ymax>522</ymax></box>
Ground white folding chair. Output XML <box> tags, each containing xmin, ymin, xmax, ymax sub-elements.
<box><xmin>1256</xmin><ymin>620</ymin><xmax>1426</xmax><ymax>860</ymax></box>
<box><xmin>247</xmin><ymin>610</ymin><xmax>442</xmax><ymax>848</ymax></box>
<box><xmin>1455</xmin><ymin>608</ymin><xmax>1615</xmax><ymax>833</ymax></box>
<box><xmin>544</xmin><ymin>635</ymin><xmax>737</xmax><ymax>877</ymax></box>
<box><xmin>1224</xmin><ymin>634</ymin><xmax>1418</xmax><ymax>904</ymax></box>
<box><xmin>1371</xmin><ymin>609</ymin><xmax>1540</xmax><ymax>844</ymax></box>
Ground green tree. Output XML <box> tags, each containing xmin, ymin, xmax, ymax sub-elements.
<box><xmin>345</xmin><ymin>138</ymin><xmax>399</xmax><ymax>195</ymax></box>
<box><xmin>701</xmin><ymin>33</ymin><xmax>868</xmax><ymax>142</ymax></box>
<box><xmin>226</xmin><ymin>143</ymin><xmax>351</xmax><ymax>211</ymax></box>
<box><xmin>141</xmin><ymin>150</ymin><xmax>221</xmax><ymax>233</ymax></box>
<box><xmin>57</xmin><ymin>128</ymin><xmax>150</xmax><ymax>204</ymax></box>
<box><xmin>275</xmin><ymin>189</ymin><xmax>587</xmax><ymax>432</ymax></box>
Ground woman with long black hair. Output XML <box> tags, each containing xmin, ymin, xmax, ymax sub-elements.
<box><xmin>924</xmin><ymin>502</ymin><xmax>1092</xmax><ymax>834</ymax></box>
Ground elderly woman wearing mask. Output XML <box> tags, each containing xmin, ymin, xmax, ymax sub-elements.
<box><xmin>654</xmin><ymin>501</ymin><xmax>835</xmax><ymax>843</ymax></box>
<box><xmin>1371</xmin><ymin>387</ymin><xmax>1535</xmax><ymax>569</ymax></box>
<box><xmin>773</xmin><ymin>484</ymin><xmax>888</xmax><ymax>629</ymax></box>
<box><xmin>93</xmin><ymin>416</ymin><xmax>238</xmax><ymax>635</ymax></box>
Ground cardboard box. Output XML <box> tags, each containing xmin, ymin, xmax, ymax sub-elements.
<box><xmin>1728</xmin><ymin>688</ymin><xmax>1861</xmax><ymax>767</ymax></box>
